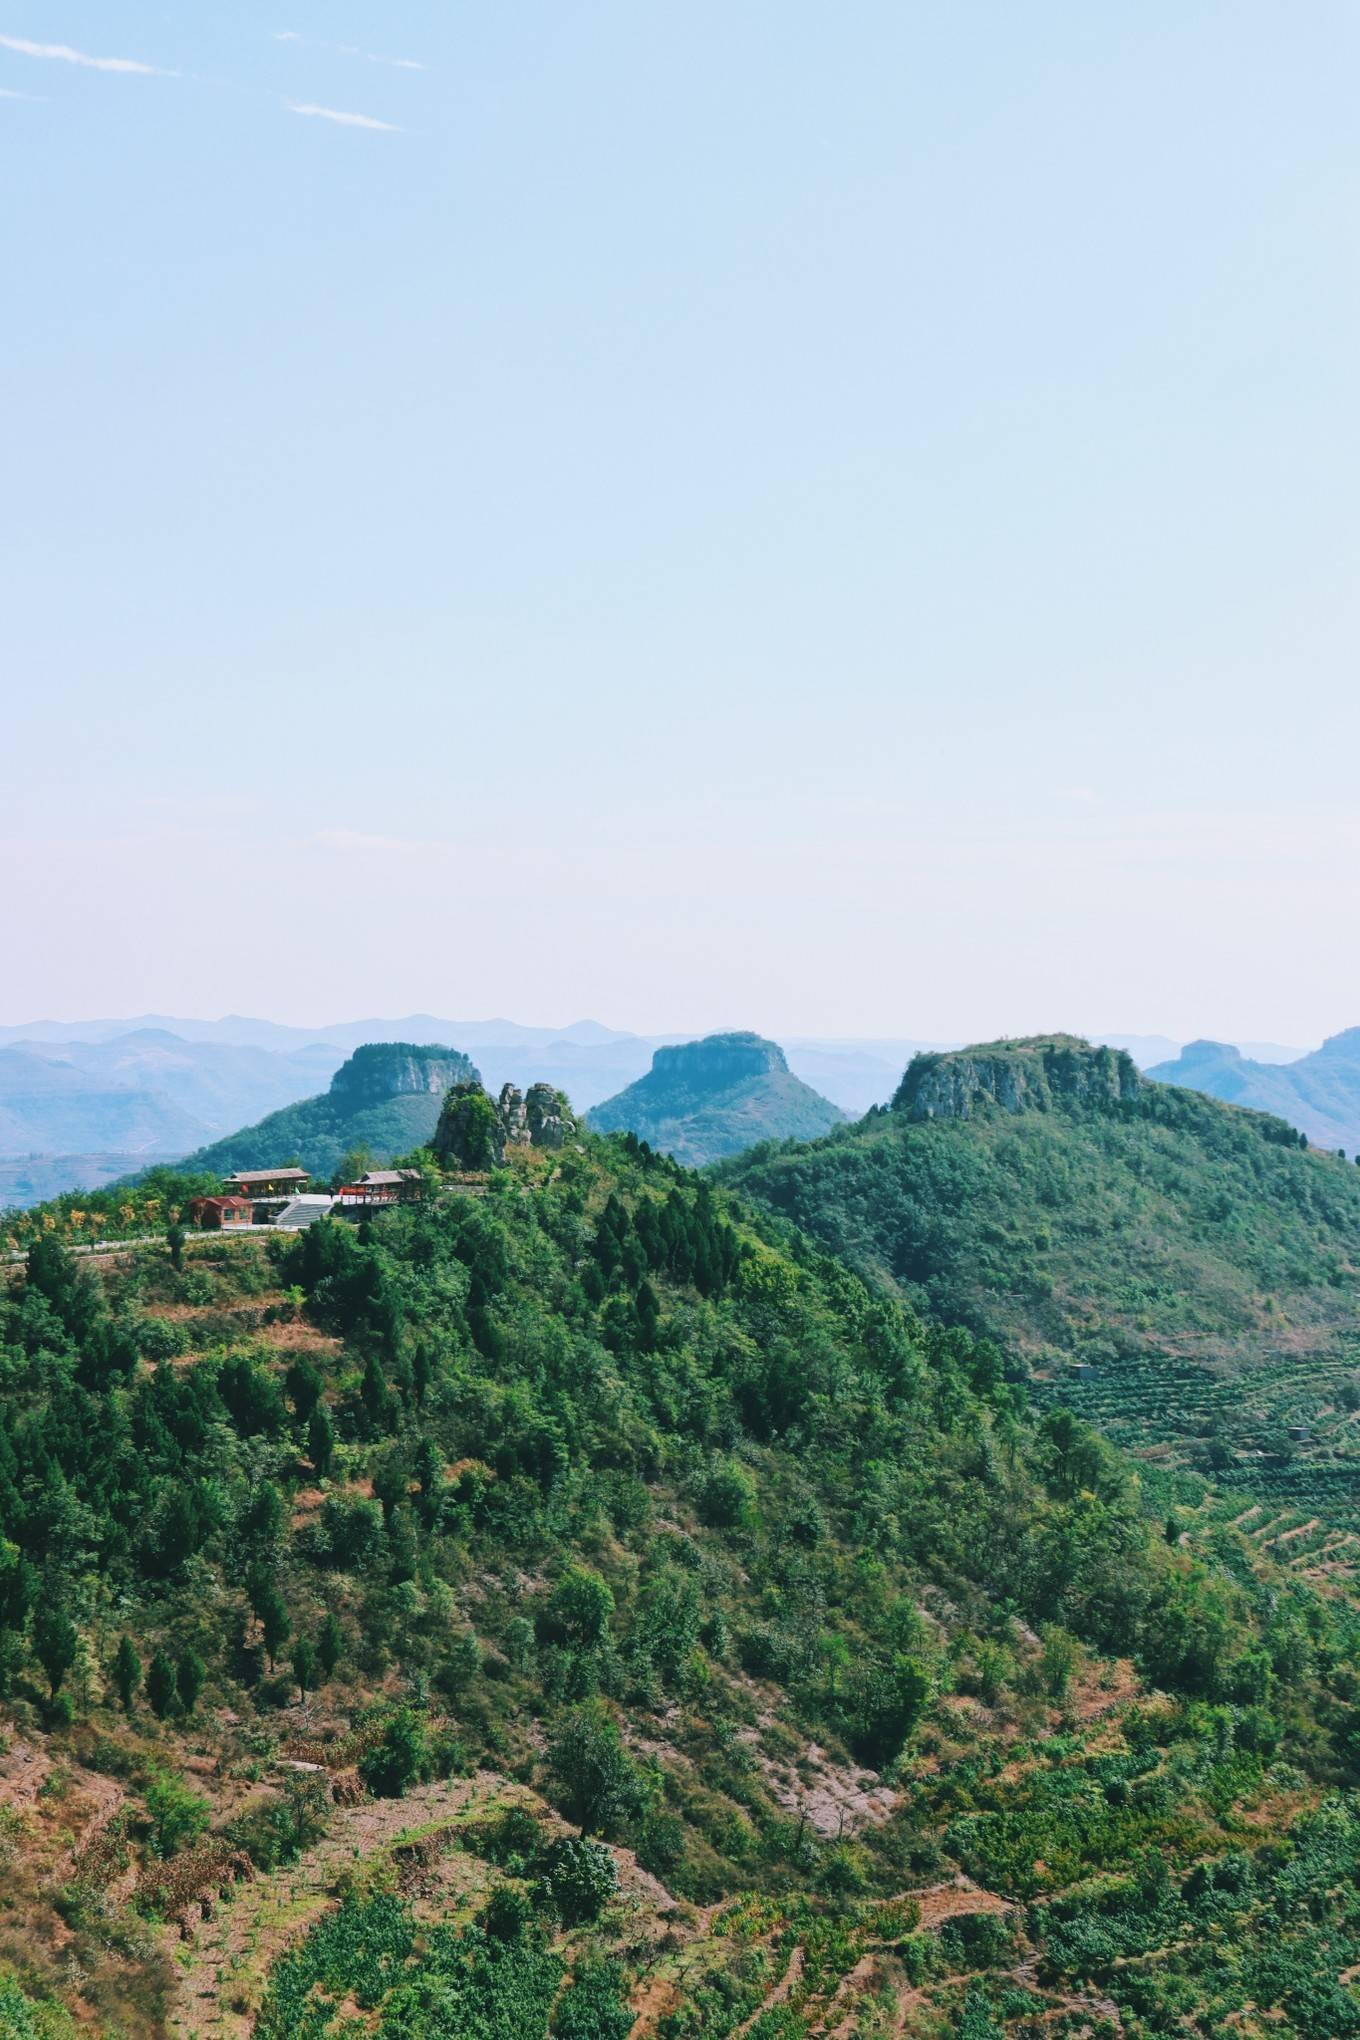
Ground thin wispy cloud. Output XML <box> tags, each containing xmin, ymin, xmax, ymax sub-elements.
<box><xmin>275</xmin><ymin>30</ymin><xmax>425</xmax><ymax>71</ymax></box>
<box><xmin>0</xmin><ymin>83</ymin><xmax>43</xmax><ymax>98</ymax></box>
<box><xmin>288</xmin><ymin>100</ymin><xmax>400</xmax><ymax>132</ymax></box>
<box><xmin>351</xmin><ymin>48</ymin><xmax>426</xmax><ymax>72</ymax></box>
<box><xmin>0</xmin><ymin>32</ymin><xmax>171</xmax><ymax>76</ymax></box>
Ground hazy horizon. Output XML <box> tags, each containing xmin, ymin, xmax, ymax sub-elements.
<box><xmin>0</xmin><ymin>1005</ymin><xmax>1324</xmax><ymax>1059</ymax></box>
<box><xmin>6</xmin><ymin>3</ymin><xmax>1359</xmax><ymax>1039</ymax></box>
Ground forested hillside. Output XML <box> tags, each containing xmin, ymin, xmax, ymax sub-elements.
<box><xmin>720</xmin><ymin>1038</ymin><xmax>1360</xmax><ymax>1543</ymax></box>
<box><xmin>174</xmin><ymin>1043</ymin><xmax>478</xmax><ymax>1183</ymax></box>
<box><xmin>3</xmin><ymin>1130</ymin><xmax>1360</xmax><ymax>2035</ymax></box>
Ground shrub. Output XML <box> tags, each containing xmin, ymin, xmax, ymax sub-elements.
<box><xmin>697</xmin><ymin>1461</ymin><xmax>757</xmax><ymax>1530</ymax></box>
<box><xmin>482</xmin><ymin>1882</ymin><xmax>537</xmax><ymax>1941</ymax></box>
<box><xmin>359</xmin><ymin>1707</ymin><xmax>428</xmax><ymax>1798</ymax></box>
<box><xmin>540</xmin><ymin>1836</ymin><xmax>619</xmax><ymax>1924</ymax></box>
<box><xmin>552</xmin><ymin>1956</ymin><xmax>633</xmax><ymax>2040</ymax></box>
<box><xmin>144</xmin><ymin>1768</ymin><xmax>210</xmax><ymax>1858</ymax></box>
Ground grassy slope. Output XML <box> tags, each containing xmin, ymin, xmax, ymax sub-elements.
<box><xmin>4</xmin><ymin>1140</ymin><xmax>1360</xmax><ymax>2035</ymax></box>
<box><xmin>720</xmin><ymin>1075</ymin><xmax>1360</xmax><ymax>1526</ymax></box>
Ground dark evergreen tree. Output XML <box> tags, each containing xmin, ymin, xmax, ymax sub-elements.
<box><xmin>146</xmin><ymin>1648</ymin><xmax>178</xmax><ymax>1719</ymax></box>
<box><xmin>111</xmin><ymin>1636</ymin><xmax>142</xmax><ymax>1712</ymax></box>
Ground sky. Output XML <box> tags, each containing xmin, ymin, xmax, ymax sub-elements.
<box><xmin>3</xmin><ymin>2</ymin><xmax>1358</xmax><ymax>1043</ymax></box>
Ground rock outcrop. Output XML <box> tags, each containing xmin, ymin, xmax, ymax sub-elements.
<box><xmin>432</xmin><ymin>1079</ymin><xmax>577</xmax><ymax>1170</ymax></box>
<box><xmin>523</xmin><ymin>1082</ymin><xmax>573</xmax><ymax>1149</ymax></box>
<box><xmin>893</xmin><ymin>1037</ymin><xmax>1143</xmax><ymax>1122</ymax></box>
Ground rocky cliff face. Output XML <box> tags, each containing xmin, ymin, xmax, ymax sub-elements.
<box><xmin>432</xmin><ymin>1078</ymin><xmax>577</xmax><ymax>1169</ymax></box>
<box><xmin>893</xmin><ymin>1037</ymin><xmax>1143</xmax><ymax>1122</ymax></box>
<box><xmin>328</xmin><ymin>1043</ymin><xmax>477</xmax><ymax>1108</ymax></box>
<box><xmin>649</xmin><ymin>1033</ymin><xmax>788</xmax><ymax>1090</ymax></box>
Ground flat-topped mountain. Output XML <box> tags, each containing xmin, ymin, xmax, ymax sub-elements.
<box><xmin>588</xmin><ymin>1030</ymin><xmax>844</xmax><ymax>1166</ymax></box>
<box><xmin>1150</xmin><ymin>1026</ymin><xmax>1360</xmax><ymax>1155</ymax></box>
<box><xmin>175</xmin><ymin>1042</ymin><xmax>479</xmax><ymax>1182</ymax></box>
<box><xmin>326</xmin><ymin>1041</ymin><xmax>469</xmax><ymax>1107</ymax></box>
<box><xmin>721</xmin><ymin>1034</ymin><xmax>1360</xmax><ymax>1514</ymax></box>
<box><xmin>895</xmin><ymin>1034</ymin><xmax>1143</xmax><ymax>1121</ymax></box>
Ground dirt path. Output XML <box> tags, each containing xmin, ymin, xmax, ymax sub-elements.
<box><xmin>173</xmin><ymin>1770</ymin><xmax>503</xmax><ymax>2039</ymax></box>
<box><xmin>910</xmin><ymin>1877</ymin><xmax>1014</xmax><ymax>1929</ymax></box>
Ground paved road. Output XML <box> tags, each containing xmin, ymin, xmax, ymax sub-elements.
<box><xmin>2</xmin><ymin>1227</ymin><xmax>275</xmax><ymax>1267</ymax></box>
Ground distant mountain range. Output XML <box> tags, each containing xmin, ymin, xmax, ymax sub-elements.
<box><xmin>1148</xmin><ymin>1028</ymin><xmax>1360</xmax><ymax>1156</ymax></box>
<box><xmin>588</xmin><ymin>1032</ymin><xmax>845</xmax><ymax>1166</ymax></box>
<box><xmin>0</xmin><ymin>1008</ymin><xmax>1324</xmax><ymax>1207</ymax></box>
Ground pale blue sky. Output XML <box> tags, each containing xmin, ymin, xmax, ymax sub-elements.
<box><xmin>4</xmin><ymin>3</ymin><xmax>1358</xmax><ymax>1039</ymax></box>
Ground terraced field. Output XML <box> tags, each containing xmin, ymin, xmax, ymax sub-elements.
<box><xmin>1054</xmin><ymin>1331</ymin><xmax>1360</xmax><ymax>1554</ymax></box>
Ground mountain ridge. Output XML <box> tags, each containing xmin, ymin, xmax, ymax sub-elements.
<box><xmin>1150</xmin><ymin>1025</ymin><xmax>1360</xmax><ymax>1155</ymax></box>
<box><xmin>720</xmin><ymin>1033</ymin><xmax>1360</xmax><ymax>1522</ymax></box>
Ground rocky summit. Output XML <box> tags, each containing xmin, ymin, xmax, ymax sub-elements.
<box><xmin>327</xmin><ymin>1042</ymin><xmax>476</xmax><ymax>1106</ymax></box>
<box><xmin>893</xmin><ymin>1034</ymin><xmax>1144</xmax><ymax>1121</ymax></box>
<box><xmin>432</xmin><ymin>1078</ymin><xmax>578</xmax><ymax>1170</ymax></box>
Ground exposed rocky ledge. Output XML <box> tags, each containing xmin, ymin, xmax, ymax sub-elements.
<box><xmin>432</xmin><ymin>1078</ymin><xmax>577</xmax><ymax>1169</ymax></box>
<box><xmin>648</xmin><ymin>1032</ymin><xmax>788</xmax><ymax>1090</ymax></box>
<box><xmin>328</xmin><ymin>1042</ymin><xmax>478</xmax><ymax>1107</ymax></box>
<box><xmin>892</xmin><ymin>1036</ymin><xmax>1143</xmax><ymax>1122</ymax></box>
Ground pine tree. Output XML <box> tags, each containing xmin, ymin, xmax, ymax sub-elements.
<box><xmin>316</xmin><ymin>1611</ymin><xmax>343</xmax><ymax>1681</ymax></box>
<box><xmin>146</xmin><ymin>1648</ymin><xmax>178</xmax><ymax>1719</ymax></box>
<box><xmin>176</xmin><ymin>1647</ymin><xmax>206</xmax><ymax>1715</ymax></box>
<box><xmin>308</xmin><ymin>1401</ymin><xmax>335</xmax><ymax>1477</ymax></box>
<box><xmin>360</xmin><ymin>1353</ymin><xmax>393</xmax><ymax>1434</ymax></box>
<box><xmin>293</xmin><ymin>1637</ymin><xmax>316</xmax><ymax>1701</ymax></box>
<box><xmin>259</xmin><ymin>1587</ymin><xmax>290</xmax><ymax>1671</ymax></box>
<box><xmin>32</xmin><ymin>1604</ymin><xmax>77</xmax><ymax>1700</ymax></box>
<box><xmin>111</xmin><ymin>1636</ymin><xmax>141</xmax><ymax>1712</ymax></box>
